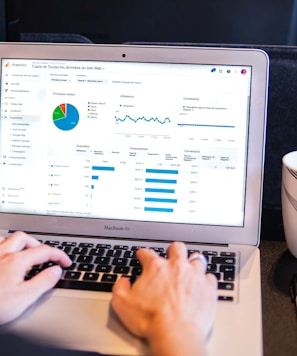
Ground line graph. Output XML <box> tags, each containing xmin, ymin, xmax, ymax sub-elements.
<box><xmin>177</xmin><ymin>123</ymin><xmax>235</xmax><ymax>128</ymax></box>
<box><xmin>115</xmin><ymin>115</ymin><xmax>171</xmax><ymax>125</ymax></box>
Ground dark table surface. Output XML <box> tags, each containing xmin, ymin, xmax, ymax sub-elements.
<box><xmin>260</xmin><ymin>208</ymin><xmax>297</xmax><ymax>356</ymax></box>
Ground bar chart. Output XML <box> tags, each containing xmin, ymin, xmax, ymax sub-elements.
<box><xmin>144</xmin><ymin>168</ymin><xmax>178</xmax><ymax>213</ymax></box>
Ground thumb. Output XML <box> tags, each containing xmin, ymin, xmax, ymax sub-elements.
<box><xmin>111</xmin><ymin>277</ymin><xmax>131</xmax><ymax>311</ymax></box>
<box><xmin>22</xmin><ymin>265</ymin><xmax>63</xmax><ymax>303</ymax></box>
<box><xmin>1</xmin><ymin>266</ymin><xmax>63</xmax><ymax>325</ymax></box>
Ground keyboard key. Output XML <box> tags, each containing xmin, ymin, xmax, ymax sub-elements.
<box><xmin>106</xmin><ymin>250</ymin><xmax>122</xmax><ymax>257</ymax></box>
<box><xmin>114</xmin><ymin>245</ymin><xmax>129</xmax><ymax>250</ymax></box>
<box><xmin>45</xmin><ymin>240</ymin><xmax>60</xmax><ymax>246</ymax></box>
<box><xmin>124</xmin><ymin>250</ymin><xmax>136</xmax><ymax>258</ymax></box>
<box><xmin>83</xmin><ymin>272</ymin><xmax>99</xmax><ymax>281</ymax></box>
<box><xmin>112</xmin><ymin>258</ymin><xmax>128</xmax><ymax>266</ymax></box>
<box><xmin>114</xmin><ymin>266</ymin><xmax>130</xmax><ymax>274</ymax></box>
<box><xmin>96</xmin><ymin>243</ymin><xmax>111</xmax><ymax>249</ymax></box>
<box><xmin>64</xmin><ymin>262</ymin><xmax>76</xmax><ymax>271</ymax></box>
<box><xmin>218</xmin><ymin>296</ymin><xmax>234</xmax><ymax>301</ymax></box>
<box><xmin>101</xmin><ymin>274</ymin><xmax>117</xmax><ymax>283</ymax></box>
<box><xmin>218</xmin><ymin>282</ymin><xmax>234</xmax><ymax>290</ymax></box>
<box><xmin>79</xmin><ymin>243</ymin><xmax>94</xmax><ymax>248</ymax></box>
<box><xmin>56</xmin><ymin>280</ymin><xmax>113</xmax><ymax>292</ymax></box>
<box><xmin>220</xmin><ymin>251</ymin><xmax>236</xmax><ymax>257</ymax></box>
<box><xmin>131</xmin><ymin>246</ymin><xmax>143</xmax><ymax>251</ymax></box>
<box><xmin>77</xmin><ymin>255</ymin><xmax>93</xmax><ymax>263</ymax></box>
<box><xmin>203</xmin><ymin>250</ymin><xmax>218</xmax><ymax>256</ymax></box>
<box><xmin>57</xmin><ymin>245</ymin><xmax>72</xmax><ymax>253</ymax></box>
<box><xmin>132</xmin><ymin>267</ymin><xmax>142</xmax><ymax>276</ymax></box>
<box><xmin>78</xmin><ymin>263</ymin><xmax>94</xmax><ymax>272</ymax></box>
<box><xmin>96</xmin><ymin>265</ymin><xmax>112</xmax><ymax>273</ymax></box>
<box><xmin>90</xmin><ymin>248</ymin><xmax>105</xmax><ymax>256</ymax></box>
<box><xmin>95</xmin><ymin>257</ymin><xmax>111</xmax><ymax>265</ymax></box>
<box><xmin>223</xmin><ymin>271</ymin><xmax>235</xmax><ymax>281</ymax></box>
<box><xmin>212</xmin><ymin>257</ymin><xmax>235</xmax><ymax>265</ymax></box>
<box><xmin>220</xmin><ymin>265</ymin><xmax>235</xmax><ymax>273</ymax></box>
<box><xmin>62</xmin><ymin>242</ymin><xmax>77</xmax><ymax>247</ymax></box>
<box><xmin>64</xmin><ymin>271</ymin><xmax>81</xmax><ymax>280</ymax></box>
<box><xmin>130</xmin><ymin>258</ymin><xmax>141</xmax><ymax>266</ymax></box>
<box><xmin>72</xmin><ymin>247</ymin><xmax>88</xmax><ymax>255</ymax></box>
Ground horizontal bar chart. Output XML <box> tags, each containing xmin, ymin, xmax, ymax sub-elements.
<box><xmin>145</xmin><ymin>178</ymin><xmax>177</xmax><ymax>184</ymax></box>
<box><xmin>92</xmin><ymin>166</ymin><xmax>115</xmax><ymax>171</ymax></box>
<box><xmin>146</xmin><ymin>168</ymin><xmax>178</xmax><ymax>174</ymax></box>
<box><xmin>144</xmin><ymin>207</ymin><xmax>174</xmax><ymax>213</ymax></box>
<box><xmin>144</xmin><ymin>197</ymin><xmax>177</xmax><ymax>203</ymax></box>
<box><xmin>145</xmin><ymin>188</ymin><xmax>175</xmax><ymax>194</ymax></box>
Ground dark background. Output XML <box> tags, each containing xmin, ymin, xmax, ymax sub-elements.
<box><xmin>2</xmin><ymin>0</ymin><xmax>297</xmax><ymax>45</ymax></box>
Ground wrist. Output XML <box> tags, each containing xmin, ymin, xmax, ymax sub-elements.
<box><xmin>147</xmin><ymin>317</ymin><xmax>207</xmax><ymax>356</ymax></box>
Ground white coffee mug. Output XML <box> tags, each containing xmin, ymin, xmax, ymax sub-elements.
<box><xmin>282</xmin><ymin>151</ymin><xmax>297</xmax><ymax>258</ymax></box>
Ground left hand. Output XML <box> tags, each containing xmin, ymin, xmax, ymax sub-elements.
<box><xmin>0</xmin><ymin>231</ymin><xmax>71</xmax><ymax>325</ymax></box>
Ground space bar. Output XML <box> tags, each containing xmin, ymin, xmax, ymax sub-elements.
<box><xmin>55</xmin><ymin>279</ymin><xmax>114</xmax><ymax>292</ymax></box>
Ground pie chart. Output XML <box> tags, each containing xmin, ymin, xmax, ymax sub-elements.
<box><xmin>53</xmin><ymin>103</ymin><xmax>79</xmax><ymax>131</ymax></box>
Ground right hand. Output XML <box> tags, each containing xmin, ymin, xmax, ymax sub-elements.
<box><xmin>112</xmin><ymin>242</ymin><xmax>217</xmax><ymax>355</ymax></box>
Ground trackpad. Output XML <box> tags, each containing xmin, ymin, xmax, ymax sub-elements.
<box><xmin>6</xmin><ymin>289</ymin><xmax>149</xmax><ymax>355</ymax></box>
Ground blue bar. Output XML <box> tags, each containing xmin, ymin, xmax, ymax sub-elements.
<box><xmin>91</xmin><ymin>185</ymin><xmax>95</xmax><ymax>189</ymax></box>
<box><xmin>146</xmin><ymin>168</ymin><xmax>178</xmax><ymax>174</ymax></box>
<box><xmin>91</xmin><ymin>175</ymin><xmax>99</xmax><ymax>180</ymax></box>
<box><xmin>145</xmin><ymin>198</ymin><xmax>177</xmax><ymax>203</ymax></box>
<box><xmin>145</xmin><ymin>178</ymin><xmax>177</xmax><ymax>184</ymax></box>
<box><xmin>145</xmin><ymin>188</ymin><xmax>175</xmax><ymax>194</ymax></box>
<box><xmin>144</xmin><ymin>207</ymin><xmax>174</xmax><ymax>213</ymax></box>
<box><xmin>92</xmin><ymin>166</ymin><xmax>115</xmax><ymax>171</ymax></box>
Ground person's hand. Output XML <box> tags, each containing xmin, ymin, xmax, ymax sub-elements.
<box><xmin>111</xmin><ymin>241</ymin><xmax>217</xmax><ymax>356</ymax></box>
<box><xmin>0</xmin><ymin>231</ymin><xmax>71</xmax><ymax>325</ymax></box>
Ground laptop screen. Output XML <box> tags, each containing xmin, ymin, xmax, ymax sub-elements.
<box><xmin>0</xmin><ymin>57</ymin><xmax>251</xmax><ymax>227</ymax></box>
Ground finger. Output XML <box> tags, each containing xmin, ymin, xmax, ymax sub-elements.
<box><xmin>136</xmin><ymin>247</ymin><xmax>159</xmax><ymax>267</ymax></box>
<box><xmin>166</xmin><ymin>241</ymin><xmax>188</xmax><ymax>262</ymax></box>
<box><xmin>0</xmin><ymin>265</ymin><xmax>64</xmax><ymax>325</ymax></box>
<box><xmin>112</xmin><ymin>276</ymin><xmax>131</xmax><ymax>297</ymax></box>
<box><xmin>19</xmin><ymin>244</ymin><xmax>72</xmax><ymax>271</ymax></box>
<box><xmin>205</xmin><ymin>271</ymin><xmax>218</xmax><ymax>288</ymax></box>
<box><xmin>21</xmin><ymin>265</ymin><xmax>64</xmax><ymax>303</ymax></box>
<box><xmin>188</xmin><ymin>252</ymin><xmax>208</xmax><ymax>273</ymax></box>
<box><xmin>111</xmin><ymin>277</ymin><xmax>146</xmax><ymax>338</ymax></box>
<box><xmin>111</xmin><ymin>277</ymin><xmax>131</xmax><ymax>314</ymax></box>
<box><xmin>0</xmin><ymin>231</ymin><xmax>40</xmax><ymax>253</ymax></box>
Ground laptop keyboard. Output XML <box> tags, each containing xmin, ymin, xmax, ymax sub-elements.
<box><xmin>26</xmin><ymin>239</ymin><xmax>238</xmax><ymax>302</ymax></box>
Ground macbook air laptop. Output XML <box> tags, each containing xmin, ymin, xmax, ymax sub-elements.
<box><xmin>0</xmin><ymin>43</ymin><xmax>268</xmax><ymax>355</ymax></box>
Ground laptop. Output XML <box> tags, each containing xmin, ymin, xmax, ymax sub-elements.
<box><xmin>0</xmin><ymin>43</ymin><xmax>268</xmax><ymax>355</ymax></box>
